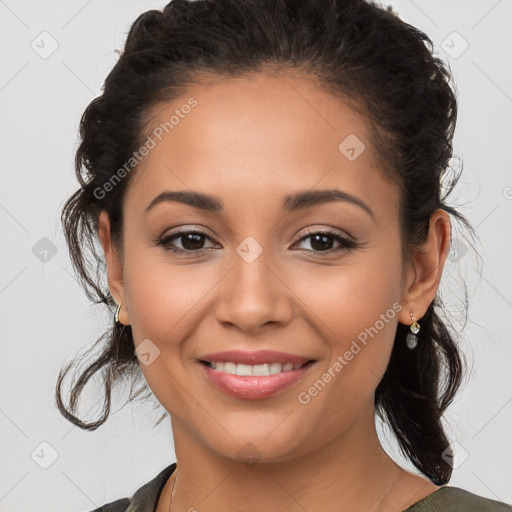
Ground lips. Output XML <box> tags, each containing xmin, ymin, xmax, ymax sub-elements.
<box><xmin>197</xmin><ymin>349</ymin><xmax>316</xmax><ymax>399</ymax></box>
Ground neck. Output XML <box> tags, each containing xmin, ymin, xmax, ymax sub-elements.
<box><xmin>163</xmin><ymin>404</ymin><xmax>422</xmax><ymax>512</ymax></box>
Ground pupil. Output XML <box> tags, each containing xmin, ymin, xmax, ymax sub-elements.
<box><xmin>182</xmin><ymin>233</ymin><xmax>204</xmax><ymax>251</ymax></box>
<box><xmin>310</xmin><ymin>234</ymin><xmax>333</xmax><ymax>251</ymax></box>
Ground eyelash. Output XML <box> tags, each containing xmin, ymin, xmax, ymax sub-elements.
<box><xmin>155</xmin><ymin>228</ymin><xmax>359</xmax><ymax>256</ymax></box>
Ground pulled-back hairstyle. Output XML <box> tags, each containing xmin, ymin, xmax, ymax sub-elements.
<box><xmin>56</xmin><ymin>0</ymin><xmax>477</xmax><ymax>485</ymax></box>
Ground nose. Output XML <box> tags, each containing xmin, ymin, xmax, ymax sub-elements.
<box><xmin>214</xmin><ymin>247</ymin><xmax>293</xmax><ymax>333</ymax></box>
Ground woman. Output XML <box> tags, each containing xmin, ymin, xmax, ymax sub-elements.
<box><xmin>55</xmin><ymin>0</ymin><xmax>512</xmax><ymax>510</ymax></box>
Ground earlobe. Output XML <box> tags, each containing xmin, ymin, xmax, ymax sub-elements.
<box><xmin>399</xmin><ymin>209</ymin><xmax>451</xmax><ymax>325</ymax></box>
<box><xmin>97</xmin><ymin>210</ymin><xmax>129</xmax><ymax>323</ymax></box>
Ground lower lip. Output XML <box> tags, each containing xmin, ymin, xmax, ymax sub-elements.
<box><xmin>199</xmin><ymin>361</ymin><xmax>315</xmax><ymax>399</ymax></box>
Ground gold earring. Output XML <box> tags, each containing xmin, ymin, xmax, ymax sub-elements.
<box><xmin>114</xmin><ymin>303</ymin><xmax>123</xmax><ymax>326</ymax></box>
<box><xmin>406</xmin><ymin>312</ymin><xmax>420</xmax><ymax>349</ymax></box>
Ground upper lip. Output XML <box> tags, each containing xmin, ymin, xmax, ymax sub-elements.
<box><xmin>199</xmin><ymin>350</ymin><xmax>314</xmax><ymax>366</ymax></box>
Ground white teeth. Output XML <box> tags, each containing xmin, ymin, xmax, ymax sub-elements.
<box><xmin>223</xmin><ymin>362</ymin><xmax>236</xmax><ymax>374</ymax></box>
<box><xmin>269</xmin><ymin>363</ymin><xmax>282</xmax><ymax>375</ymax></box>
<box><xmin>236</xmin><ymin>363</ymin><xmax>253</xmax><ymax>376</ymax></box>
<box><xmin>253</xmin><ymin>363</ymin><xmax>270</xmax><ymax>376</ymax></box>
<box><xmin>209</xmin><ymin>361</ymin><xmax>305</xmax><ymax>376</ymax></box>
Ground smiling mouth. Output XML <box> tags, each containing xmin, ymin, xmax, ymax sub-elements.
<box><xmin>199</xmin><ymin>360</ymin><xmax>315</xmax><ymax>376</ymax></box>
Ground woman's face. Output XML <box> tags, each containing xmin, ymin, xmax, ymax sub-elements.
<box><xmin>100</xmin><ymin>72</ymin><xmax>424</xmax><ymax>463</ymax></box>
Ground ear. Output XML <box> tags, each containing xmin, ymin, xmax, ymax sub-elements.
<box><xmin>98</xmin><ymin>210</ymin><xmax>130</xmax><ymax>325</ymax></box>
<box><xmin>399</xmin><ymin>209</ymin><xmax>451</xmax><ymax>326</ymax></box>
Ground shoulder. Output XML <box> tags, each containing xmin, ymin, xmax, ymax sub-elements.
<box><xmin>88</xmin><ymin>463</ymin><xmax>177</xmax><ymax>512</ymax></box>
<box><xmin>404</xmin><ymin>486</ymin><xmax>512</xmax><ymax>511</ymax></box>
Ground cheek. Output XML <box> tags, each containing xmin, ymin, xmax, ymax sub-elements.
<box><xmin>122</xmin><ymin>241</ymin><xmax>214</xmax><ymax>342</ymax></box>
<box><xmin>291</xmin><ymin>245</ymin><xmax>403</xmax><ymax>387</ymax></box>
<box><xmin>295</xmin><ymin>249</ymin><xmax>403</xmax><ymax>337</ymax></box>
<box><xmin>120</xmin><ymin>244</ymin><xmax>213</xmax><ymax>411</ymax></box>
<box><xmin>289</xmin><ymin>263</ymin><xmax>402</xmax><ymax>432</ymax></box>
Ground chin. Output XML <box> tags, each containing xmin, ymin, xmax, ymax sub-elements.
<box><xmin>199</xmin><ymin>421</ymin><xmax>316</xmax><ymax>465</ymax></box>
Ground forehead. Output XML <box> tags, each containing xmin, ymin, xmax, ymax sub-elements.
<box><xmin>125</xmin><ymin>72</ymin><xmax>398</xmax><ymax>217</ymax></box>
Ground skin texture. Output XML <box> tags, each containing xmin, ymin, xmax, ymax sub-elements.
<box><xmin>98</xmin><ymin>72</ymin><xmax>451</xmax><ymax>512</ymax></box>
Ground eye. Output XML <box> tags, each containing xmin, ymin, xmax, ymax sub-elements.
<box><xmin>155</xmin><ymin>229</ymin><xmax>217</xmax><ymax>255</ymax></box>
<box><xmin>293</xmin><ymin>229</ymin><xmax>359</xmax><ymax>254</ymax></box>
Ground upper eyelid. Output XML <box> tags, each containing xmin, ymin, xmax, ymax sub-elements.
<box><xmin>298</xmin><ymin>226</ymin><xmax>355</xmax><ymax>241</ymax></box>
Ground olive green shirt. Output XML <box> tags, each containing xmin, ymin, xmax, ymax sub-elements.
<box><xmin>90</xmin><ymin>463</ymin><xmax>512</xmax><ymax>511</ymax></box>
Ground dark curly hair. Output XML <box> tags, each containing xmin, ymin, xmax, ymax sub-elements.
<box><xmin>56</xmin><ymin>0</ymin><xmax>478</xmax><ymax>486</ymax></box>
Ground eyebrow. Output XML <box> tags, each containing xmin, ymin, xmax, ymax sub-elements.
<box><xmin>145</xmin><ymin>189</ymin><xmax>374</xmax><ymax>220</ymax></box>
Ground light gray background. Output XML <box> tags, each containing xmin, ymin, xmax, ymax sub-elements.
<box><xmin>1</xmin><ymin>1</ymin><xmax>511</xmax><ymax>511</ymax></box>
